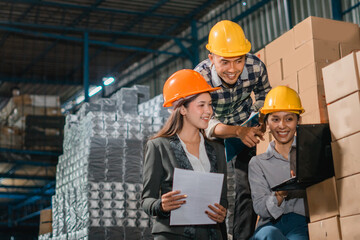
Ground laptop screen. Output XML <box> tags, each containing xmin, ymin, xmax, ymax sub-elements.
<box><xmin>296</xmin><ymin>123</ymin><xmax>334</xmax><ymax>182</ymax></box>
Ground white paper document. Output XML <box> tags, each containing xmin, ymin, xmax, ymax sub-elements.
<box><xmin>170</xmin><ymin>168</ymin><xmax>224</xmax><ymax>225</ymax></box>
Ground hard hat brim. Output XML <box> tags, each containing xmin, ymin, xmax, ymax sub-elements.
<box><xmin>206</xmin><ymin>43</ymin><xmax>251</xmax><ymax>58</ymax></box>
<box><xmin>260</xmin><ymin>108</ymin><xmax>305</xmax><ymax>115</ymax></box>
<box><xmin>163</xmin><ymin>86</ymin><xmax>221</xmax><ymax>107</ymax></box>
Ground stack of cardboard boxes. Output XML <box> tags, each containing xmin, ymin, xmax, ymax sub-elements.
<box><xmin>255</xmin><ymin>16</ymin><xmax>360</xmax><ymax>156</ymax></box>
<box><xmin>0</xmin><ymin>94</ymin><xmax>62</xmax><ymax>125</ymax></box>
<box><xmin>254</xmin><ymin>16</ymin><xmax>360</xmax><ymax>239</ymax></box>
<box><xmin>306</xmin><ymin>177</ymin><xmax>341</xmax><ymax>239</ymax></box>
<box><xmin>307</xmin><ymin>50</ymin><xmax>360</xmax><ymax>239</ymax></box>
<box><xmin>0</xmin><ymin>94</ymin><xmax>64</xmax><ymax>150</ymax></box>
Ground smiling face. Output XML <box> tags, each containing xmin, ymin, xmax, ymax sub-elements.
<box><xmin>267</xmin><ymin>111</ymin><xmax>299</xmax><ymax>147</ymax></box>
<box><xmin>180</xmin><ymin>92</ymin><xmax>213</xmax><ymax>130</ymax></box>
<box><xmin>208</xmin><ymin>53</ymin><xmax>245</xmax><ymax>86</ymax></box>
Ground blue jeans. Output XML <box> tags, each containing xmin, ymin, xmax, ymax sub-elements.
<box><xmin>251</xmin><ymin>213</ymin><xmax>309</xmax><ymax>240</ymax></box>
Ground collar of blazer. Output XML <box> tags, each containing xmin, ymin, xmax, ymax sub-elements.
<box><xmin>169</xmin><ymin>135</ymin><xmax>218</xmax><ymax>173</ymax></box>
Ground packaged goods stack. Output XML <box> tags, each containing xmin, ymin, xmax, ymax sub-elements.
<box><xmin>0</xmin><ymin>94</ymin><xmax>64</xmax><ymax>151</ymax></box>
<box><xmin>138</xmin><ymin>94</ymin><xmax>170</xmax><ymax>118</ymax></box>
<box><xmin>39</xmin><ymin>232</ymin><xmax>52</xmax><ymax>240</ymax></box>
<box><xmin>312</xmin><ymin>50</ymin><xmax>360</xmax><ymax>239</ymax></box>
<box><xmin>254</xmin><ymin>16</ymin><xmax>360</xmax><ymax>155</ymax></box>
<box><xmin>49</xmin><ymin>85</ymin><xmax>170</xmax><ymax>240</ymax></box>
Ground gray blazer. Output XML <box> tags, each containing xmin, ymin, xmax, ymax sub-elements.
<box><xmin>141</xmin><ymin>135</ymin><xmax>228</xmax><ymax>236</ymax></box>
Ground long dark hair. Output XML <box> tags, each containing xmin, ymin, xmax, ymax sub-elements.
<box><xmin>151</xmin><ymin>94</ymin><xmax>204</xmax><ymax>139</ymax></box>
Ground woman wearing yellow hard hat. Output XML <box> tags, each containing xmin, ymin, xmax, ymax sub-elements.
<box><xmin>248</xmin><ymin>86</ymin><xmax>309</xmax><ymax>240</ymax></box>
<box><xmin>195</xmin><ymin>19</ymin><xmax>271</xmax><ymax>240</ymax></box>
<box><xmin>142</xmin><ymin>69</ymin><xmax>228</xmax><ymax>239</ymax></box>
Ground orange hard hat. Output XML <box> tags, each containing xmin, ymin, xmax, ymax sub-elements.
<box><xmin>163</xmin><ymin>69</ymin><xmax>220</xmax><ymax>107</ymax></box>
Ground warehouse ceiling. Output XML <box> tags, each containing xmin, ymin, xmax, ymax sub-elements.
<box><xmin>0</xmin><ymin>0</ymin><xmax>226</xmax><ymax>104</ymax></box>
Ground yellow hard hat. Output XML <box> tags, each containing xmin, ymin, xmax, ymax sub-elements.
<box><xmin>260</xmin><ymin>86</ymin><xmax>305</xmax><ymax>115</ymax></box>
<box><xmin>163</xmin><ymin>69</ymin><xmax>220</xmax><ymax>107</ymax></box>
<box><xmin>206</xmin><ymin>20</ymin><xmax>251</xmax><ymax>57</ymax></box>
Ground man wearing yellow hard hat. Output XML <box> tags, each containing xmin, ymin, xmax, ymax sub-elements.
<box><xmin>194</xmin><ymin>20</ymin><xmax>271</xmax><ymax>240</ymax></box>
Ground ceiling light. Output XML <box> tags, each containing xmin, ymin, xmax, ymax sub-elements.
<box><xmin>75</xmin><ymin>95</ymin><xmax>85</xmax><ymax>105</ymax></box>
<box><xmin>89</xmin><ymin>86</ymin><xmax>102</xmax><ymax>97</ymax></box>
<box><xmin>103</xmin><ymin>77</ymin><xmax>115</xmax><ymax>86</ymax></box>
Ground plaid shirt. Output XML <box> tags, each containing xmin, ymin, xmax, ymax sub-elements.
<box><xmin>194</xmin><ymin>53</ymin><xmax>271</xmax><ymax>126</ymax></box>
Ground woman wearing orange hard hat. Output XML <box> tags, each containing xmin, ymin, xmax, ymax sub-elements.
<box><xmin>248</xmin><ymin>86</ymin><xmax>309</xmax><ymax>240</ymax></box>
<box><xmin>195</xmin><ymin>19</ymin><xmax>271</xmax><ymax>240</ymax></box>
<box><xmin>142</xmin><ymin>69</ymin><xmax>228</xmax><ymax>239</ymax></box>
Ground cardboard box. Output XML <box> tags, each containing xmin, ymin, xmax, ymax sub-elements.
<box><xmin>256</xmin><ymin>131</ymin><xmax>272</xmax><ymax>155</ymax></box>
<box><xmin>337</xmin><ymin>173</ymin><xmax>360</xmax><ymax>217</ymax></box>
<box><xmin>7</xmin><ymin>106</ymin><xmax>46</xmax><ymax>126</ymax></box>
<box><xmin>12</xmin><ymin>95</ymin><xmax>32</xmax><ymax>105</ymax></box>
<box><xmin>267</xmin><ymin>59</ymin><xmax>283</xmax><ymax>86</ymax></box>
<box><xmin>340</xmin><ymin>41</ymin><xmax>360</xmax><ymax>58</ymax></box>
<box><xmin>327</xmin><ymin>91</ymin><xmax>360</xmax><ymax>141</ymax></box>
<box><xmin>39</xmin><ymin>222</ymin><xmax>52</xmax><ymax>236</ymax></box>
<box><xmin>340</xmin><ymin>214</ymin><xmax>360</xmax><ymax>240</ymax></box>
<box><xmin>0</xmin><ymin>126</ymin><xmax>23</xmax><ymax>149</ymax></box>
<box><xmin>322</xmin><ymin>51</ymin><xmax>360</xmax><ymax>104</ymax></box>
<box><xmin>254</xmin><ymin>48</ymin><xmax>266</xmax><ymax>64</ymax></box>
<box><xmin>265</xmin><ymin>29</ymin><xmax>295</xmax><ymax>65</ymax></box>
<box><xmin>45</xmin><ymin>107</ymin><xmax>62</xmax><ymax>116</ymax></box>
<box><xmin>30</xmin><ymin>95</ymin><xmax>60</xmax><ymax>107</ymax></box>
<box><xmin>13</xmin><ymin>95</ymin><xmax>60</xmax><ymax>107</ymax></box>
<box><xmin>265</xmin><ymin>16</ymin><xmax>359</xmax><ymax>68</ymax></box>
<box><xmin>298</xmin><ymin>61</ymin><xmax>330</xmax><ymax>94</ymax></box>
<box><xmin>17</xmin><ymin>106</ymin><xmax>62</xmax><ymax>117</ymax></box>
<box><xmin>331</xmin><ymin>131</ymin><xmax>360</xmax><ymax>179</ymax></box>
<box><xmin>267</xmin><ymin>64</ymin><xmax>298</xmax><ymax>91</ymax></box>
<box><xmin>39</xmin><ymin>209</ymin><xmax>52</xmax><ymax>235</ymax></box>
<box><xmin>308</xmin><ymin>216</ymin><xmax>341</xmax><ymax>240</ymax></box>
<box><xmin>283</xmin><ymin>39</ymin><xmax>340</xmax><ymax>78</ymax></box>
<box><xmin>40</xmin><ymin>209</ymin><xmax>52</xmax><ymax>223</ymax></box>
<box><xmin>301</xmin><ymin>108</ymin><xmax>328</xmax><ymax>124</ymax></box>
<box><xmin>293</xmin><ymin>16</ymin><xmax>360</xmax><ymax>49</ymax></box>
<box><xmin>299</xmin><ymin>85</ymin><xmax>327</xmax><ymax>118</ymax></box>
<box><xmin>306</xmin><ymin>177</ymin><xmax>339</xmax><ymax>222</ymax></box>
<box><xmin>281</xmin><ymin>73</ymin><xmax>298</xmax><ymax>93</ymax></box>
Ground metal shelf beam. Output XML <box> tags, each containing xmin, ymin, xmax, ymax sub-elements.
<box><xmin>13</xmin><ymin>182</ymin><xmax>55</xmax><ymax>210</ymax></box>
<box><xmin>0</xmin><ymin>192</ymin><xmax>53</xmax><ymax>199</ymax></box>
<box><xmin>0</xmin><ymin>159</ymin><xmax>56</xmax><ymax>167</ymax></box>
<box><xmin>15</xmin><ymin>206</ymin><xmax>51</xmax><ymax>224</ymax></box>
<box><xmin>0</xmin><ymin>173</ymin><xmax>54</xmax><ymax>181</ymax></box>
<box><xmin>0</xmin><ymin>148</ymin><xmax>61</xmax><ymax>156</ymax></box>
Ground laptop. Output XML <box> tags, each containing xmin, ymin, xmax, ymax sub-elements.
<box><xmin>271</xmin><ymin>123</ymin><xmax>334</xmax><ymax>191</ymax></box>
